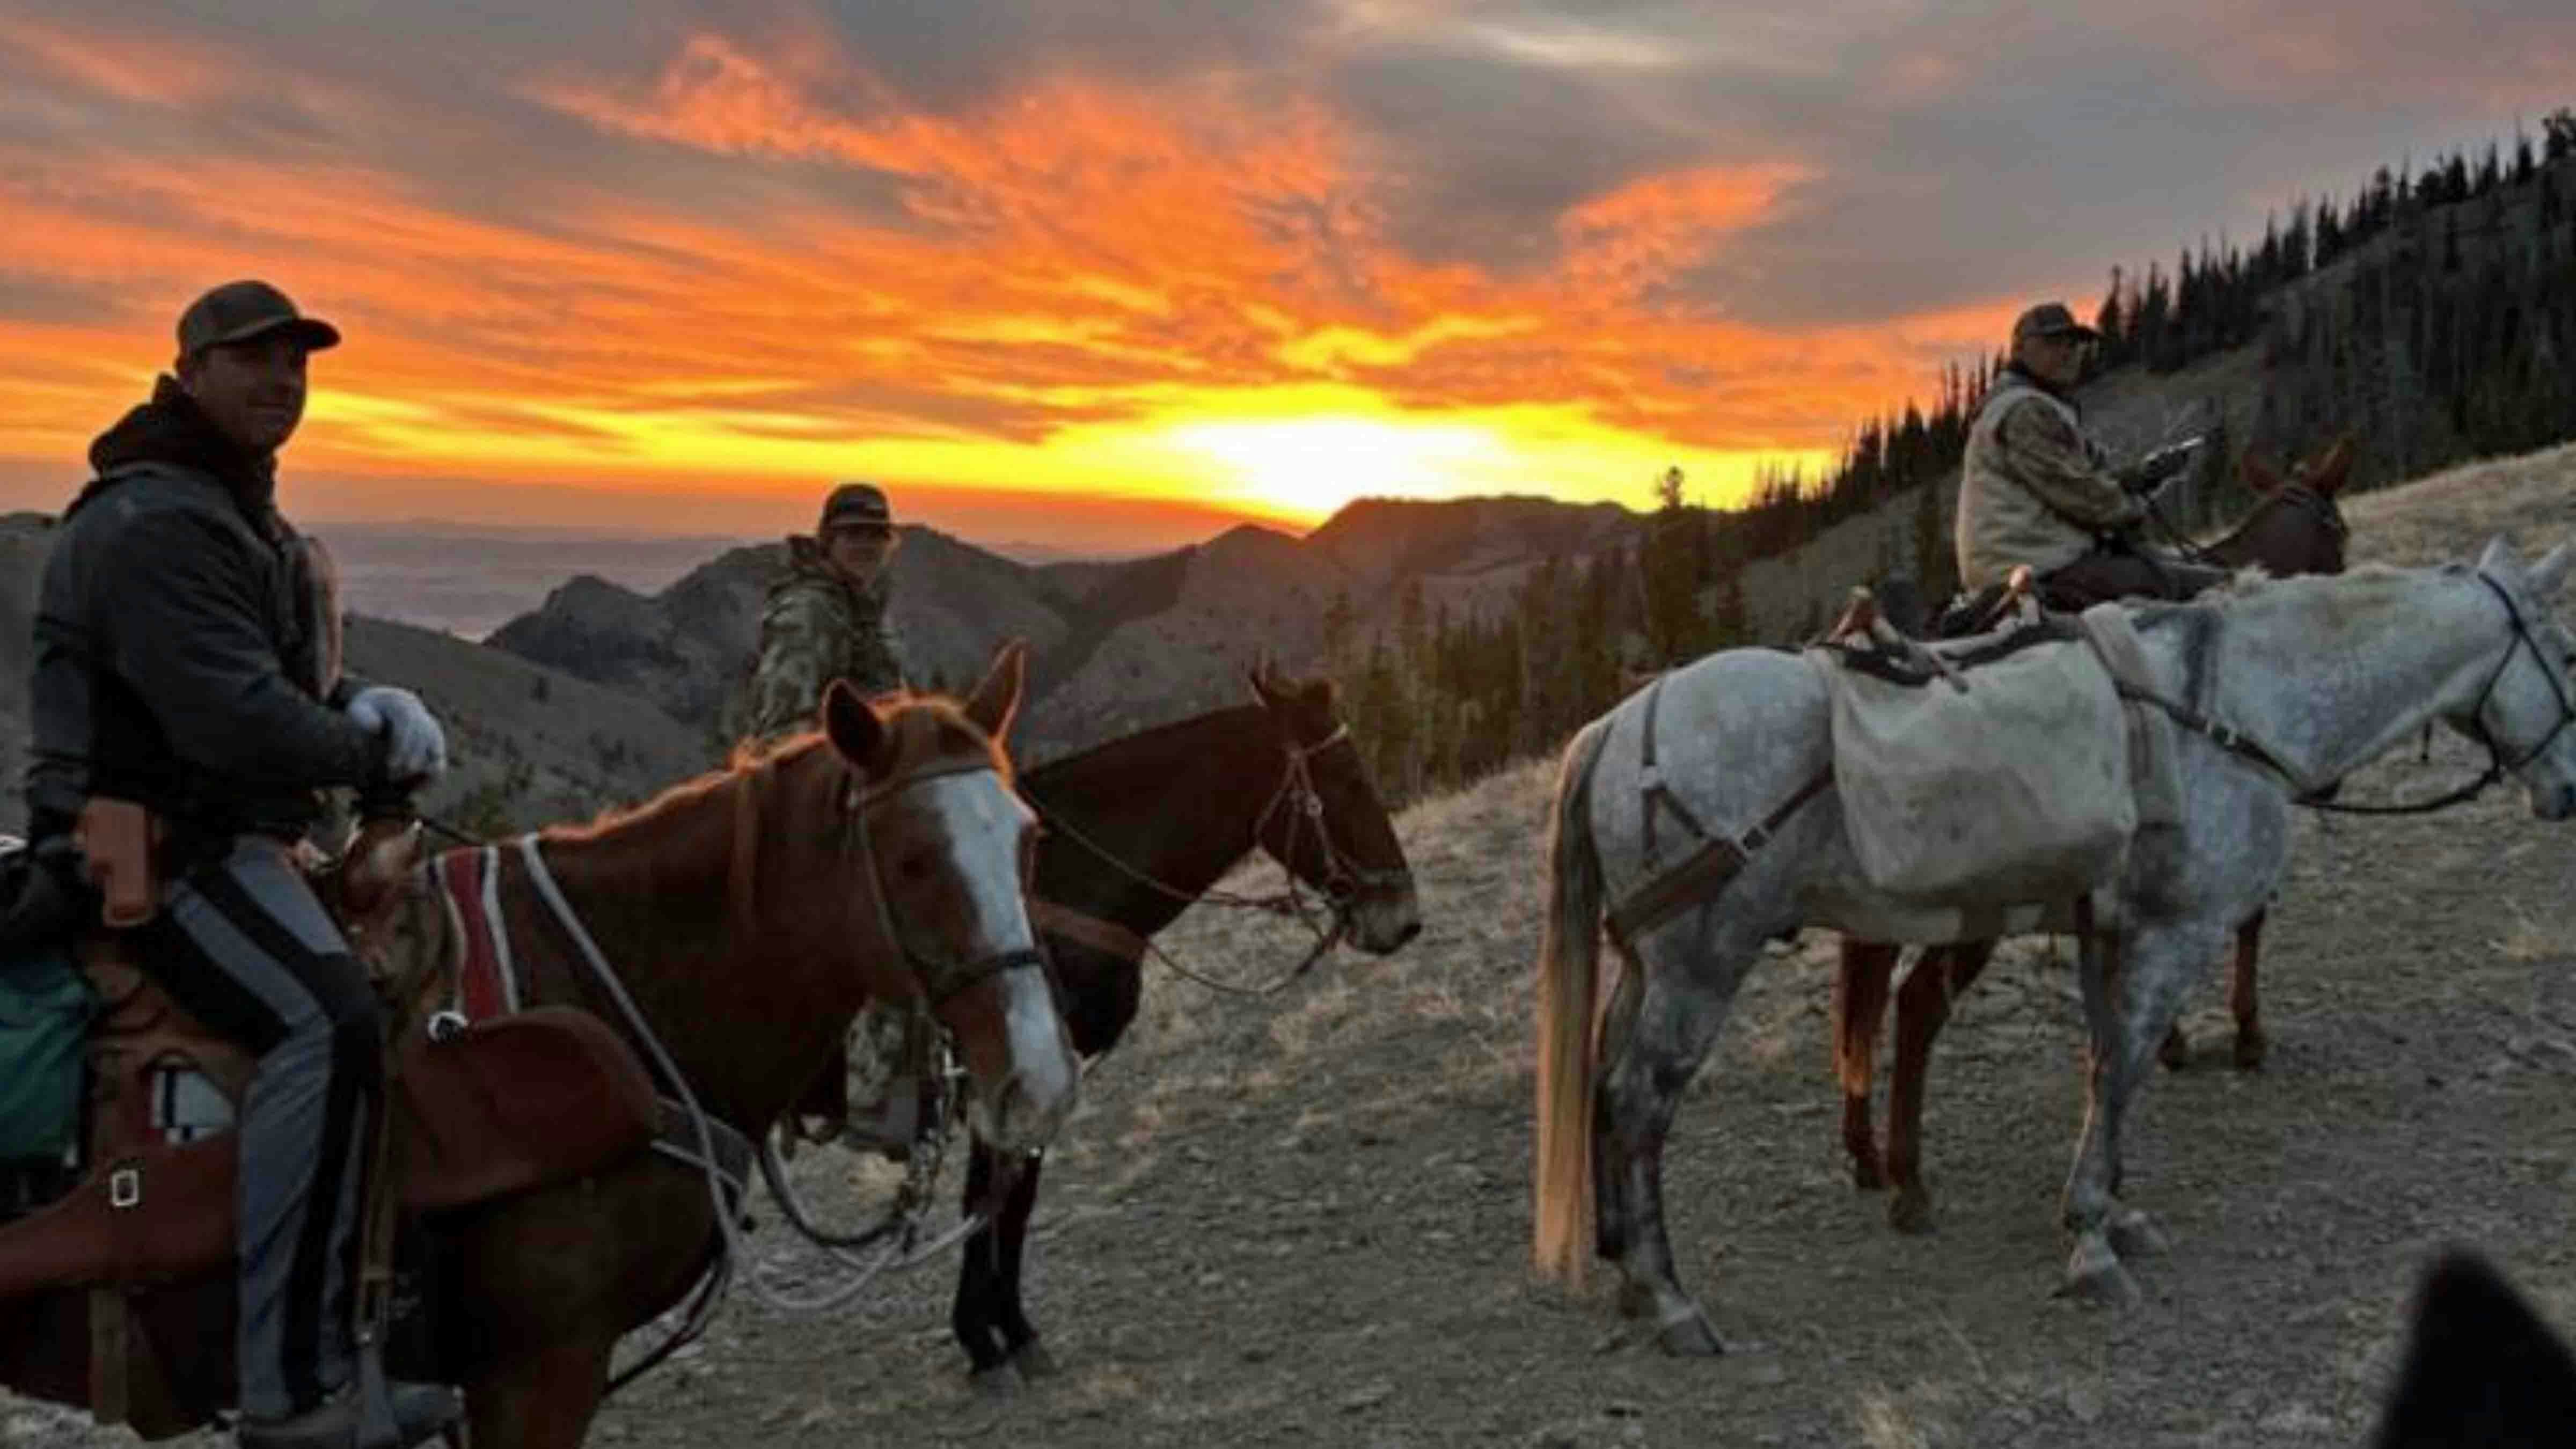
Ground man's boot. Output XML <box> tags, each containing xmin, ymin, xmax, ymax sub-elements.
<box><xmin>236</xmin><ymin>1377</ymin><xmax>462</xmax><ymax>1449</ymax></box>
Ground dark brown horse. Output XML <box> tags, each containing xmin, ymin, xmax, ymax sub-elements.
<box><xmin>0</xmin><ymin>646</ymin><xmax>1080</xmax><ymax>1446</ymax></box>
<box><xmin>942</xmin><ymin>664</ymin><xmax>1419</xmax><ymax>1390</ymax></box>
<box><xmin>1833</xmin><ymin>440</ymin><xmax>2354</xmax><ymax>1232</ymax></box>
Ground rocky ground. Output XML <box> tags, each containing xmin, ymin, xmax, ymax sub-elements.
<box><xmin>14</xmin><ymin>449</ymin><xmax>2576</xmax><ymax>1447</ymax></box>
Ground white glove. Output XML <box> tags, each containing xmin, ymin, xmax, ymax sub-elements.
<box><xmin>346</xmin><ymin>686</ymin><xmax>448</xmax><ymax>781</ymax></box>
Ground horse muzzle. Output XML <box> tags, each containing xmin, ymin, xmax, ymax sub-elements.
<box><xmin>1343</xmin><ymin>874</ymin><xmax>1423</xmax><ymax>955</ymax></box>
<box><xmin>958</xmin><ymin>957</ymin><xmax>1080</xmax><ymax>1155</ymax></box>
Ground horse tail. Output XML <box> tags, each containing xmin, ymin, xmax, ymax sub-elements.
<box><xmin>1533</xmin><ymin>714</ymin><xmax>1614</xmax><ymax>1286</ymax></box>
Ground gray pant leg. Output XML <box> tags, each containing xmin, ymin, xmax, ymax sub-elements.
<box><xmin>143</xmin><ymin>838</ymin><xmax>379</xmax><ymax>1421</ymax></box>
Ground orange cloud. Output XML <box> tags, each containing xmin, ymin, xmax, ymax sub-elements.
<box><xmin>0</xmin><ymin>19</ymin><xmax>2015</xmax><ymax>536</ymax></box>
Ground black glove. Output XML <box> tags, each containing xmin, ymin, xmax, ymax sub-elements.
<box><xmin>2123</xmin><ymin>440</ymin><xmax>2199</xmax><ymax>495</ymax></box>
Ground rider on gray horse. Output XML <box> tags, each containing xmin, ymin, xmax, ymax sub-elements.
<box><xmin>1956</xmin><ymin>302</ymin><xmax>2224</xmax><ymax>613</ymax></box>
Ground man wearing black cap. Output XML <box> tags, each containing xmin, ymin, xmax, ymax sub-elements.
<box><xmin>24</xmin><ymin>281</ymin><xmax>462</xmax><ymax>1447</ymax></box>
<box><xmin>735</xmin><ymin>481</ymin><xmax>906</xmax><ymax>741</ymax></box>
<box><xmin>1955</xmin><ymin>301</ymin><xmax>2223</xmax><ymax>610</ymax></box>
<box><xmin>732</xmin><ymin>481</ymin><xmax>926</xmax><ymax>1156</ymax></box>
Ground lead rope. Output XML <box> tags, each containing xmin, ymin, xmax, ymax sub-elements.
<box><xmin>514</xmin><ymin>833</ymin><xmax>963</xmax><ymax>1319</ymax></box>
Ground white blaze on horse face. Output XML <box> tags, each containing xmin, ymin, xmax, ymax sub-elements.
<box><xmin>919</xmin><ymin>771</ymin><xmax>1079</xmax><ymax>1149</ymax></box>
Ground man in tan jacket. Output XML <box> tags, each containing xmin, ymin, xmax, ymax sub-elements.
<box><xmin>1955</xmin><ymin>302</ymin><xmax>2222</xmax><ymax>610</ymax></box>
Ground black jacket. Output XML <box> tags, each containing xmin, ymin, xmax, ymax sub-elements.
<box><xmin>24</xmin><ymin>378</ymin><xmax>390</xmax><ymax>842</ymax></box>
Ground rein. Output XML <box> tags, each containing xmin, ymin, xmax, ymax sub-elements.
<box><xmin>1035</xmin><ymin>721</ymin><xmax>1396</xmax><ymax>998</ymax></box>
<box><xmin>437</xmin><ymin>751</ymin><xmax>1038</xmax><ymax>1391</ymax></box>
<box><xmin>2143</xmin><ymin>482</ymin><xmax>2346</xmax><ymax>572</ymax></box>
<box><xmin>2119</xmin><ymin>570</ymin><xmax>2574</xmax><ymax>817</ymax></box>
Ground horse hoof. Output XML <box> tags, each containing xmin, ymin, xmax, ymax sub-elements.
<box><xmin>1616</xmin><ymin>1281</ymin><xmax>1655</xmax><ymax>1321</ymax></box>
<box><xmin>2158</xmin><ymin>1029</ymin><xmax>2191</xmax><ymax>1072</ymax></box>
<box><xmin>2107</xmin><ymin>1208</ymin><xmax>2169</xmax><ymax>1259</ymax></box>
<box><xmin>1887</xmin><ymin>1184</ymin><xmax>1936</xmax><ymax>1236</ymax></box>
<box><xmin>1656</xmin><ymin>1307</ymin><xmax>1725</xmax><ymax>1357</ymax></box>
<box><xmin>1851</xmin><ymin>1160</ymin><xmax>1887</xmax><ymax>1192</ymax></box>
<box><xmin>2234</xmin><ymin>1031</ymin><xmax>2268</xmax><ymax>1073</ymax></box>
<box><xmin>1011</xmin><ymin>1340</ymin><xmax>1060</xmax><ymax>1380</ymax></box>
<box><xmin>2058</xmin><ymin>1235</ymin><xmax>2142</xmax><ymax>1309</ymax></box>
<box><xmin>970</xmin><ymin>1363</ymin><xmax>1024</xmax><ymax>1400</ymax></box>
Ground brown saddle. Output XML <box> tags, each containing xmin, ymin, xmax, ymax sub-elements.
<box><xmin>0</xmin><ymin>817</ymin><xmax>661</xmax><ymax>1431</ymax></box>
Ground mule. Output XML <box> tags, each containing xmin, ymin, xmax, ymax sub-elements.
<box><xmin>1835</xmin><ymin>439</ymin><xmax>2356</xmax><ymax>1232</ymax></box>
<box><xmin>928</xmin><ymin>665</ymin><xmax>1419</xmax><ymax>1387</ymax></box>
<box><xmin>0</xmin><ymin>645</ymin><xmax>1083</xmax><ymax>1445</ymax></box>
<box><xmin>1533</xmin><ymin>540</ymin><xmax>2576</xmax><ymax>1350</ymax></box>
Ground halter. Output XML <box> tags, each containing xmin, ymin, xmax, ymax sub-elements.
<box><xmin>836</xmin><ymin>758</ymin><xmax>1049</xmax><ymax>1005</ymax></box>
<box><xmin>2128</xmin><ymin>569</ymin><xmax>2576</xmax><ymax>816</ymax></box>
<box><xmin>1253</xmin><ymin>722</ymin><xmax>1415</xmax><ymax>914</ymax></box>
<box><xmin>1033</xmin><ymin>715</ymin><xmax>1411</xmax><ymax>996</ymax></box>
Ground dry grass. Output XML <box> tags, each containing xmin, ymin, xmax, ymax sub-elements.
<box><xmin>2345</xmin><ymin>440</ymin><xmax>2576</xmax><ymax>569</ymax></box>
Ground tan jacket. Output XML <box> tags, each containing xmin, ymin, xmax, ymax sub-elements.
<box><xmin>1954</xmin><ymin>376</ymin><xmax>2143</xmax><ymax>591</ymax></box>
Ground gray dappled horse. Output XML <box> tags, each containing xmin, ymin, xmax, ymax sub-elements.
<box><xmin>1534</xmin><ymin>539</ymin><xmax>2576</xmax><ymax>1352</ymax></box>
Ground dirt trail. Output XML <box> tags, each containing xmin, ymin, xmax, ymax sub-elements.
<box><xmin>16</xmin><ymin>453</ymin><xmax>2576</xmax><ymax>1448</ymax></box>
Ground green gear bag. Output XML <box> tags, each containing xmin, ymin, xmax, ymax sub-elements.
<box><xmin>0</xmin><ymin>946</ymin><xmax>93</xmax><ymax>1162</ymax></box>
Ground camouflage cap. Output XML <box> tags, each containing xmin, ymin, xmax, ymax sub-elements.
<box><xmin>2010</xmin><ymin>301</ymin><xmax>2099</xmax><ymax>345</ymax></box>
<box><xmin>177</xmin><ymin>280</ymin><xmax>341</xmax><ymax>357</ymax></box>
<box><xmin>821</xmin><ymin>481</ymin><xmax>893</xmax><ymax>534</ymax></box>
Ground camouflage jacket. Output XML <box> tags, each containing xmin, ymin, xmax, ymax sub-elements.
<box><xmin>733</xmin><ymin>536</ymin><xmax>905</xmax><ymax>745</ymax></box>
<box><xmin>1953</xmin><ymin>371</ymin><xmax>2146</xmax><ymax>591</ymax></box>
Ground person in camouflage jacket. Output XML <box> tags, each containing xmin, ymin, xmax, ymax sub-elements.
<box><xmin>735</xmin><ymin>482</ymin><xmax>932</xmax><ymax>1160</ymax></box>
<box><xmin>736</xmin><ymin>482</ymin><xmax>905</xmax><ymax>744</ymax></box>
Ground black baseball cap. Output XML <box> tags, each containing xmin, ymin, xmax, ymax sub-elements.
<box><xmin>821</xmin><ymin>481</ymin><xmax>893</xmax><ymax>533</ymax></box>
<box><xmin>2011</xmin><ymin>301</ymin><xmax>2100</xmax><ymax>344</ymax></box>
<box><xmin>177</xmin><ymin>280</ymin><xmax>342</xmax><ymax>357</ymax></box>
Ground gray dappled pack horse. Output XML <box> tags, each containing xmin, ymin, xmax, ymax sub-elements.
<box><xmin>1533</xmin><ymin>539</ymin><xmax>2576</xmax><ymax>1352</ymax></box>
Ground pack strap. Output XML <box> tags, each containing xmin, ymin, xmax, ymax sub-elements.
<box><xmin>1609</xmin><ymin>675</ymin><xmax>1832</xmax><ymax>950</ymax></box>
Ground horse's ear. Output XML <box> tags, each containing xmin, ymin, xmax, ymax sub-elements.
<box><xmin>2478</xmin><ymin>535</ymin><xmax>2515</xmax><ymax>575</ymax></box>
<box><xmin>2242</xmin><ymin>450</ymin><xmax>2283</xmax><ymax>495</ymax></box>
<box><xmin>1248</xmin><ymin>655</ymin><xmax>1281</xmax><ymax>707</ymax></box>
<box><xmin>821</xmin><ymin>679</ymin><xmax>888</xmax><ymax>771</ymax></box>
<box><xmin>2312</xmin><ymin>435</ymin><xmax>2357</xmax><ymax>496</ymax></box>
<box><xmin>2531</xmin><ymin>542</ymin><xmax>2572</xmax><ymax>600</ymax></box>
<box><xmin>962</xmin><ymin>639</ymin><xmax>1026</xmax><ymax>744</ymax></box>
<box><xmin>1299</xmin><ymin>675</ymin><xmax>1336</xmax><ymax>712</ymax></box>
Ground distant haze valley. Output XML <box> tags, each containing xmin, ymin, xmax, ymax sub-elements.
<box><xmin>311</xmin><ymin>525</ymin><xmax>756</xmax><ymax>641</ymax></box>
<box><xmin>308</xmin><ymin>524</ymin><xmax>1152</xmax><ymax>641</ymax></box>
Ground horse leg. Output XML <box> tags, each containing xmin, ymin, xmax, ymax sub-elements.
<box><xmin>2061</xmin><ymin>921</ymin><xmax>2215</xmax><ymax>1307</ymax></box>
<box><xmin>949</xmin><ymin>1141</ymin><xmax>1019</xmax><ymax>1391</ymax></box>
<box><xmin>2230</xmin><ymin>909</ymin><xmax>2268</xmax><ymax>1071</ymax></box>
<box><xmin>1590</xmin><ymin>953</ymin><xmax>1646</xmax><ymax>1267</ymax></box>
<box><xmin>1597</xmin><ymin>925</ymin><xmax>1758</xmax><ymax>1357</ymax></box>
<box><xmin>462</xmin><ymin>1336</ymin><xmax>615</xmax><ymax>1449</ymax></box>
<box><xmin>1885</xmin><ymin>939</ymin><xmax>1995</xmax><ymax>1235</ymax></box>
<box><xmin>1832</xmin><ymin>938</ymin><xmax>1898</xmax><ymax>1192</ymax></box>
<box><xmin>996</xmin><ymin>1149</ymin><xmax>1052</xmax><ymax>1379</ymax></box>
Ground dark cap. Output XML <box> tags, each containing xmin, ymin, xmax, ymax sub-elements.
<box><xmin>2011</xmin><ymin>301</ymin><xmax>2099</xmax><ymax>345</ymax></box>
<box><xmin>177</xmin><ymin>280</ymin><xmax>342</xmax><ymax>358</ymax></box>
<box><xmin>821</xmin><ymin>481</ymin><xmax>893</xmax><ymax>533</ymax></box>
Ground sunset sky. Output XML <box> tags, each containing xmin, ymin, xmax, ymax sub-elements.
<box><xmin>2</xmin><ymin>2</ymin><xmax>2571</xmax><ymax>552</ymax></box>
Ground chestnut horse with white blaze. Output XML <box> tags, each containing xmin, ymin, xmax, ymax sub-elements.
<box><xmin>0</xmin><ymin>643</ymin><xmax>1080</xmax><ymax>1447</ymax></box>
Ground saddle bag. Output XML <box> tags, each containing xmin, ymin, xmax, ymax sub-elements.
<box><xmin>0</xmin><ymin>944</ymin><xmax>93</xmax><ymax>1165</ymax></box>
<box><xmin>1814</xmin><ymin>632</ymin><xmax>2136</xmax><ymax>906</ymax></box>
